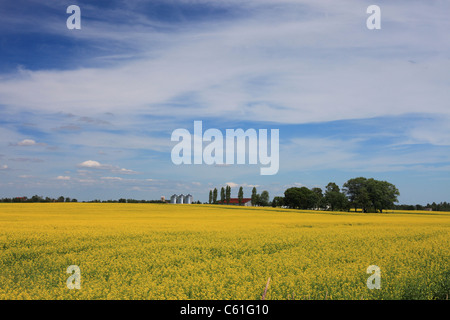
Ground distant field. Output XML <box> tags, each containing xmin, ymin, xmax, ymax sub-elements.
<box><xmin>0</xmin><ymin>203</ymin><xmax>449</xmax><ymax>300</ymax></box>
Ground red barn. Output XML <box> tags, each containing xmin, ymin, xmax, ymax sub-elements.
<box><xmin>218</xmin><ymin>198</ymin><xmax>252</xmax><ymax>206</ymax></box>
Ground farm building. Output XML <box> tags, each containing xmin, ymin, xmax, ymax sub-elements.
<box><xmin>218</xmin><ymin>198</ymin><xmax>252</xmax><ymax>206</ymax></box>
<box><xmin>177</xmin><ymin>194</ymin><xmax>185</xmax><ymax>204</ymax></box>
<box><xmin>169</xmin><ymin>194</ymin><xmax>193</xmax><ymax>204</ymax></box>
<box><xmin>185</xmin><ymin>194</ymin><xmax>193</xmax><ymax>204</ymax></box>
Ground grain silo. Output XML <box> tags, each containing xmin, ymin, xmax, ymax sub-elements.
<box><xmin>177</xmin><ymin>194</ymin><xmax>185</xmax><ymax>204</ymax></box>
<box><xmin>185</xmin><ymin>194</ymin><xmax>193</xmax><ymax>204</ymax></box>
<box><xmin>170</xmin><ymin>194</ymin><xmax>177</xmax><ymax>204</ymax></box>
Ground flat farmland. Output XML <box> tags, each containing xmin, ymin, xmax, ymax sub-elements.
<box><xmin>0</xmin><ymin>203</ymin><xmax>448</xmax><ymax>300</ymax></box>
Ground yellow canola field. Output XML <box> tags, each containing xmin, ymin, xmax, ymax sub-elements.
<box><xmin>0</xmin><ymin>203</ymin><xmax>449</xmax><ymax>300</ymax></box>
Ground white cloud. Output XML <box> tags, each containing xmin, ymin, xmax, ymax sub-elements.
<box><xmin>77</xmin><ymin>160</ymin><xmax>137</xmax><ymax>175</ymax></box>
<box><xmin>0</xmin><ymin>1</ymin><xmax>449</xmax><ymax>125</ymax></box>
<box><xmin>406</xmin><ymin>116</ymin><xmax>450</xmax><ymax>146</ymax></box>
<box><xmin>78</xmin><ymin>160</ymin><xmax>102</xmax><ymax>168</ymax></box>
<box><xmin>77</xmin><ymin>179</ymin><xmax>97</xmax><ymax>184</ymax></box>
<box><xmin>18</xmin><ymin>139</ymin><xmax>36</xmax><ymax>146</ymax></box>
<box><xmin>0</xmin><ymin>164</ymin><xmax>8</xmax><ymax>170</ymax></box>
<box><xmin>225</xmin><ymin>182</ymin><xmax>259</xmax><ymax>188</ymax></box>
<box><xmin>56</xmin><ymin>176</ymin><xmax>71</xmax><ymax>180</ymax></box>
<box><xmin>225</xmin><ymin>182</ymin><xmax>239</xmax><ymax>188</ymax></box>
<box><xmin>116</xmin><ymin>168</ymin><xmax>137</xmax><ymax>175</ymax></box>
<box><xmin>101</xmin><ymin>177</ymin><xmax>123</xmax><ymax>181</ymax></box>
<box><xmin>284</xmin><ymin>182</ymin><xmax>305</xmax><ymax>188</ymax></box>
<box><xmin>61</xmin><ymin>131</ymin><xmax>170</xmax><ymax>152</ymax></box>
<box><xmin>280</xmin><ymin>135</ymin><xmax>450</xmax><ymax>173</ymax></box>
<box><xmin>12</xmin><ymin>139</ymin><xmax>46</xmax><ymax>147</ymax></box>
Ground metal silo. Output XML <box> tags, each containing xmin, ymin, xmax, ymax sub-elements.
<box><xmin>177</xmin><ymin>194</ymin><xmax>185</xmax><ymax>204</ymax></box>
<box><xmin>170</xmin><ymin>194</ymin><xmax>177</xmax><ymax>204</ymax></box>
<box><xmin>185</xmin><ymin>194</ymin><xmax>193</xmax><ymax>204</ymax></box>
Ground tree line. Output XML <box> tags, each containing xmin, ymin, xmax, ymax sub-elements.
<box><xmin>209</xmin><ymin>177</ymin><xmax>402</xmax><ymax>213</ymax></box>
<box><xmin>394</xmin><ymin>202</ymin><xmax>450</xmax><ymax>212</ymax></box>
<box><xmin>281</xmin><ymin>177</ymin><xmax>400</xmax><ymax>213</ymax></box>
<box><xmin>0</xmin><ymin>196</ymin><xmax>168</xmax><ymax>204</ymax></box>
<box><xmin>0</xmin><ymin>195</ymin><xmax>78</xmax><ymax>203</ymax></box>
<box><xmin>208</xmin><ymin>186</ymin><xmax>270</xmax><ymax>206</ymax></box>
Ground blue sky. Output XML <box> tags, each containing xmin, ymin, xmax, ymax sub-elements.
<box><xmin>0</xmin><ymin>0</ymin><xmax>449</xmax><ymax>204</ymax></box>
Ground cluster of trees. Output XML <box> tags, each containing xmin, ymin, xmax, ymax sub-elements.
<box><xmin>395</xmin><ymin>202</ymin><xmax>450</xmax><ymax>212</ymax></box>
<box><xmin>209</xmin><ymin>186</ymin><xmax>232</xmax><ymax>204</ymax></box>
<box><xmin>207</xmin><ymin>177</ymin><xmax>400</xmax><ymax>212</ymax></box>
<box><xmin>343</xmin><ymin>177</ymin><xmax>400</xmax><ymax>213</ymax></box>
<box><xmin>251</xmin><ymin>187</ymin><xmax>270</xmax><ymax>206</ymax></box>
<box><xmin>277</xmin><ymin>177</ymin><xmax>400</xmax><ymax>213</ymax></box>
<box><xmin>208</xmin><ymin>186</ymin><xmax>270</xmax><ymax>206</ymax></box>
<box><xmin>105</xmin><ymin>199</ymin><xmax>167</xmax><ymax>203</ymax></box>
<box><xmin>0</xmin><ymin>196</ymin><xmax>78</xmax><ymax>203</ymax></box>
<box><xmin>281</xmin><ymin>183</ymin><xmax>347</xmax><ymax>211</ymax></box>
<box><xmin>0</xmin><ymin>196</ymin><xmax>171</xmax><ymax>204</ymax></box>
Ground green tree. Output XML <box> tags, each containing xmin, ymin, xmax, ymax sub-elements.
<box><xmin>343</xmin><ymin>177</ymin><xmax>370</xmax><ymax>212</ymax></box>
<box><xmin>311</xmin><ymin>187</ymin><xmax>323</xmax><ymax>210</ymax></box>
<box><xmin>213</xmin><ymin>188</ymin><xmax>218</xmax><ymax>204</ymax></box>
<box><xmin>260</xmin><ymin>190</ymin><xmax>270</xmax><ymax>206</ymax></box>
<box><xmin>324</xmin><ymin>182</ymin><xmax>348</xmax><ymax>211</ymax></box>
<box><xmin>31</xmin><ymin>195</ymin><xmax>43</xmax><ymax>203</ymax></box>
<box><xmin>226</xmin><ymin>185</ymin><xmax>231</xmax><ymax>204</ymax></box>
<box><xmin>366</xmin><ymin>178</ymin><xmax>400</xmax><ymax>213</ymax></box>
<box><xmin>209</xmin><ymin>190</ymin><xmax>213</xmax><ymax>204</ymax></box>
<box><xmin>251</xmin><ymin>187</ymin><xmax>258</xmax><ymax>206</ymax></box>
<box><xmin>238</xmin><ymin>186</ymin><xmax>244</xmax><ymax>205</ymax></box>
<box><xmin>284</xmin><ymin>187</ymin><xmax>316</xmax><ymax>209</ymax></box>
<box><xmin>220</xmin><ymin>187</ymin><xmax>225</xmax><ymax>204</ymax></box>
<box><xmin>271</xmin><ymin>196</ymin><xmax>284</xmax><ymax>207</ymax></box>
<box><xmin>343</xmin><ymin>177</ymin><xmax>399</xmax><ymax>213</ymax></box>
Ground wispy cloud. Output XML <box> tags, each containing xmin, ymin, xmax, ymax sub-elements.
<box><xmin>10</xmin><ymin>139</ymin><xmax>46</xmax><ymax>147</ymax></box>
<box><xmin>56</xmin><ymin>176</ymin><xmax>71</xmax><ymax>180</ymax></box>
<box><xmin>101</xmin><ymin>177</ymin><xmax>123</xmax><ymax>181</ymax></box>
<box><xmin>77</xmin><ymin>160</ymin><xmax>138</xmax><ymax>175</ymax></box>
<box><xmin>1</xmin><ymin>1</ymin><xmax>449</xmax><ymax>124</ymax></box>
<box><xmin>225</xmin><ymin>182</ymin><xmax>259</xmax><ymax>188</ymax></box>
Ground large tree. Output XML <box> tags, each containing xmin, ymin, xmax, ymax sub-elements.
<box><xmin>271</xmin><ymin>196</ymin><xmax>284</xmax><ymax>207</ymax></box>
<box><xmin>260</xmin><ymin>190</ymin><xmax>270</xmax><ymax>206</ymax></box>
<box><xmin>220</xmin><ymin>187</ymin><xmax>225</xmax><ymax>204</ymax></box>
<box><xmin>209</xmin><ymin>190</ymin><xmax>213</xmax><ymax>204</ymax></box>
<box><xmin>238</xmin><ymin>186</ymin><xmax>244</xmax><ymax>205</ymax></box>
<box><xmin>251</xmin><ymin>187</ymin><xmax>258</xmax><ymax>206</ymax></box>
<box><xmin>226</xmin><ymin>185</ymin><xmax>231</xmax><ymax>204</ymax></box>
<box><xmin>213</xmin><ymin>188</ymin><xmax>218</xmax><ymax>204</ymax></box>
<box><xmin>343</xmin><ymin>177</ymin><xmax>371</xmax><ymax>212</ymax></box>
<box><xmin>343</xmin><ymin>177</ymin><xmax>399</xmax><ymax>213</ymax></box>
<box><xmin>366</xmin><ymin>178</ymin><xmax>400</xmax><ymax>213</ymax></box>
<box><xmin>311</xmin><ymin>187</ymin><xmax>324</xmax><ymax>210</ymax></box>
<box><xmin>284</xmin><ymin>187</ymin><xmax>316</xmax><ymax>210</ymax></box>
<box><xmin>324</xmin><ymin>182</ymin><xmax>348</xmax><ymax>211</ymax></box>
